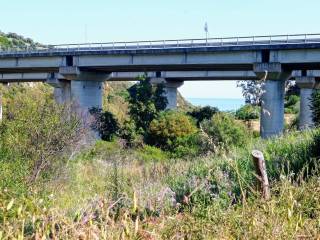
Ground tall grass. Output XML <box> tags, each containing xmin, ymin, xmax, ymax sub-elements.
<box><xmin>1</xmin><ymin>129</ymin><xmax>320</xmax><ymax>239</ymax></box>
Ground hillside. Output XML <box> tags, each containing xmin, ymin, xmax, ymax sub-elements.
<box><xmin>0</xmin><ymin>31</ymin><xmax>43</xmax><ymax>50</ymax></box>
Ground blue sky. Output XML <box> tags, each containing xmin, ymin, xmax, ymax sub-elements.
<box><xmin>1</xmin><ymin>0</ymin><xmax>319</xmax><ymax>98</ymax></box>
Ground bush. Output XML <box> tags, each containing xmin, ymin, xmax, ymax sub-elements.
<box><xmin>201</xmin><ymin>113</ymin><xmax>249</xmax><ymax>150</ymax></box>
<box><xmin>89</xmin><ymin>108</ymin><xmax>120</xmax><ymax>141</ymax></box>
<box><xmin>310</xmin><ymin>90</ymin><xmax>320</xmax><ymax>126</ymax></box>
<box><xmin>262</xmin><ymin>129</ymin><xmax>320</xmax><ymax>180</ymax></box>
<box><xmin>128</xmin><ymin>76</ymin><xmax>167</xmax><ymax>133</ymax></box>
<box><xmin>0</xmin><ymin>87</ymin><xmax>87</xmax><ymax>184</ymax></box>
<box><xmin>188</xmin><ymin>106</ymin><xmax>219</xmax><ymax>126</ymax></box>
<box><xmin>119</xmin><ymin>119</ymin><xmax>144</xmax><ymax>147</ymax></box>
<box><xmin>136</xmin><ymin>145</ymin><xmax>168</xmax><ymax>163</ymax></box>
<box><xmin>285</xmin><ymin>95</ymin><xmax>300</xmax><ymax>114</ymax></box>
<box><xmin>235</xmin><ymin>104</ymin><xmax>259</xmax><ymax>121</ymax></box>
<box><xmin>148</xmin><ymin>111</ymin><xmax>197</xmax><ymax>151</ymax></box>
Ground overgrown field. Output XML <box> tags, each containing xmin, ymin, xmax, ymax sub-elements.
<box><xmin>1</xmin><ymin>83</ymin><xmax>320</xmax><ymax>239</ymax></box>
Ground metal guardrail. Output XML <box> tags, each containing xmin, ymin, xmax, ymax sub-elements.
<box><xmin>1</xmin><ymin>33</ymin><xmax>320</xmax><ymax>54</ymax></box>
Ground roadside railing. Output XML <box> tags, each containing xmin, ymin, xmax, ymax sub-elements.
<box><xmin>1</xmin><ymin>33</ymin><xmax>320</xmax><ymax>55</ymax></box>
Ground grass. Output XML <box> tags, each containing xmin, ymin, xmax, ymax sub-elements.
<box><xmin>1</xmin><ymin>125</ymin><xmax>320</xmax><ymax>238</ymax></box>
<box><xmin>0</xmin><ymin>129</ymin><xmax>319</xmax><ymax>238</ymax></box>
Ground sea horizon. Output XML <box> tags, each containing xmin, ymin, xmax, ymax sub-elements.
<box><xmin>187</xmin><ymin>97</ymin><xmax>245</xmax><ymax>111</ymax></box>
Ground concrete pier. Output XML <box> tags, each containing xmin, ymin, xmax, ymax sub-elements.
<box><xmin>59</xmin><ymin>67</ymin><xmax>110</xmax><ymax>113</ymax></box>
<box><xmin>150</xmin><ymin>78</ymin><xmax>184</xmax><ymax>109</ymax></box>
<box><xmin>254</xmin><ymin>63</ymin><xmax>291</xmax><ymax>138</ymax></box>
<box><xmin>299</xmin><ymin>88</ymin><xmax>314</xmax><ymax>129</ymax></box>
<box><xmin>296</xmin><ymin>76</ymin><xmax>318</xmax><ymax>130</ymax></box>
<box><xmin>70</xmin><ymin>80</ymin><xmax>103</xmax><ymax>111</ymax></box>
<box><xmin>260</xmin><ymin>80</ymin><xmax>286</xmax><ymax>138</ymax></box>
<box><xmin>46</xmin><ymin>74</ymin><xmax>72</xmax><ymax>104</ymax></box>
<box><xmin>53</xmin><ymin>83</ymin><xmax>71</xmax><ymax>104</ymax></box>
<box><xmin>164</xmin><ymin>80</ymin><xmax>184</xmax><ymax>109</ymax></box>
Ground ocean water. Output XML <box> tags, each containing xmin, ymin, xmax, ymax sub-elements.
<box><xmin>187</xmin><ymin>98</ymin><xmax>245</xmax><ymax>111</ymax></box>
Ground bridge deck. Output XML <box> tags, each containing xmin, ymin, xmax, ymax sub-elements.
<box><xmin>1</xmin><ymin>33</ymin><xmax>320</xmax><ymax>58</ymax></box>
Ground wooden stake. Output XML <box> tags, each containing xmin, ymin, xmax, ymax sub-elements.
<box><xmin>252</xmin><ymin>150</ymin><xmax>270</xmax><ymax>200</ymax></box>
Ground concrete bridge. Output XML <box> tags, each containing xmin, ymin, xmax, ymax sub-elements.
<box><xmin>1</xmin><ymin>33</ymin><xmax>320</xmax><ymax>138</ymax></box>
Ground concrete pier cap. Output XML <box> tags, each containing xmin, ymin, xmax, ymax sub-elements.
<box><xmin>150</xmin><ymin>77</ymin><xmax>184</xmax><ymax>109</ymax></box>
<box><xmin>254</xmin><ymin>63</ymin><xmax>292</xmax><ymax>139</ymax></box>
<box><xmin>296</xmin><ymin>76</ymin><xmax>320</xmax><ymax>130</ymax></box>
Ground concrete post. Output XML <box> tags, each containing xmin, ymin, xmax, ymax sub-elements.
<box><xmin>295</xmin><ymin>76</ymin><xmax>318</xmax><ymax>130</ymax></box>
<box><xmin>254</xmin><ymin>63</ymin><xmax>291</xmax><ymax>138</ymax></box>
<box><xmin>150</xmin><ymin>77</ymin><xmax>184</xmax><ymax>109</ymax></box>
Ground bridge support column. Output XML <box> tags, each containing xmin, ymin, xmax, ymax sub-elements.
<box><xmin>59</xmin><ymin>67</ymin><xmax>110</xmax><ymax>113</ymax></box>
<box><xmin>254</xmin><ymin>63</ymin><xmax>291</xmax><ymax>138</ymax></box>
<box><xmin>150</xmin><ymin>78</ymin><xmax>184</xmax><ymax>109</ymax></box>
<box><xmin>47</xmin><ymin>75</ymin><xmax>71</xmax><ymax>104</ymax></box>
<box><xmin>296</xmin><ymin>76</ymin><xmax>319</xmax><ymax>130</ymax></box>
<box><xmin>70</xmin><ymin>81</ymin><xmax>103</xmax><ymax>111</ymax></box>
<box><xmin>164</xmin><ymin>80</ymin><xmax>184</xmax><ymax>109</ymax></box>
<box><xmin>0</xmin><ymin>83</ymin><xmax>8</xmax><ymax>121</ymax></box>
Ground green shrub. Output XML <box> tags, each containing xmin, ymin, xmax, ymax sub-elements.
<box><xmin>119</xmin><ymin>119</ymin><xmax>144</xmax><ymax>147</ymax></box>
<box><xmin>310</xmin><ymin>90</ymin><xmax>320</xmax><ymax>126</ymax></box>
<box><xmin>285</xmin><ymin>95</ymin><xmax>299</xmax><ymax>108</ymax></box>
<box><xmin>235</xmin><ymin>104</ymin><xmax>259</xmax><ymax>121</ymax></box>
<box><xmin>148</xmin><ymin>111</ymin><xmax>197</xmax><ymax>150</ymax></box>
<box><xmin>285</xmin><ymin>95</ymin><xmax>300</xmax><ymax>114</ymax></box>
<box><xmin>89</xmin><ymin>107</ymin><xmax>120</xmax><ymax>141</ymax></box>
<box><xmin>136</xmin><ymin>145</ymin><xmax>168</xmax><ymax>162</ymax></box>
<box><xmin>188</xmin><ymin>106</ymin><xmax>219</xmax><ymax>126</ymax></box>
<box><xmin>0</xmin><ymin>87</ymin><xmax>87</xmax><ymax>184</ymax></box>
<box><xmin>201</xmin><ymin>113</ymin><xmax>249</xmax><ymax>150</ymax></box>
<box><xmin>262</xmin><ymin>129</ymin><xmax>320</xmax><ymax>180</ymax></box>
<box><xmin>128</xmin><ymin>76</ymin><xmax>167</xmax><ymax>133</ymax></box>
<box><xmin>168</xmin><ymin>133</ymin><xmax>203</xmax><ymax>158</ymax></box>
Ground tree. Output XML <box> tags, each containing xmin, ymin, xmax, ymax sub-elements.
<box><xmin>237</xmin><ymin>80</ymin><xmax>297</xmax><ymax>106</ymax></box>
<box><xmin>89</xmin><ymin>107</ymin><xmax>120</xmax><ymax>141</ymax></box>
<box><xmin>148</xmin><ymin>111</ymin><xmax>196</xmax><ymax>150</ymax></box>
<box><xmin>235</xmin><ymin>105</ymin><xmax>259</xmax><ymax>121</ymax></box>
<box><xmin>127</xmin><ymin>75</ymin><xmax>168</xmax><ymax>133</ymax></box>
<box><xmin>188</xmin><ymin>106</ymin><xmax>219</xmax><ymax>126</ymax></box>
<box><xmin>1</xmin><ymin>86</ymin><xmax>87</xmax><ymax>183</ymax></box>
<box><xmin>237</xmin><ymin>80</ymin><xmax>264</xmax><ymax>106</ymax></box>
